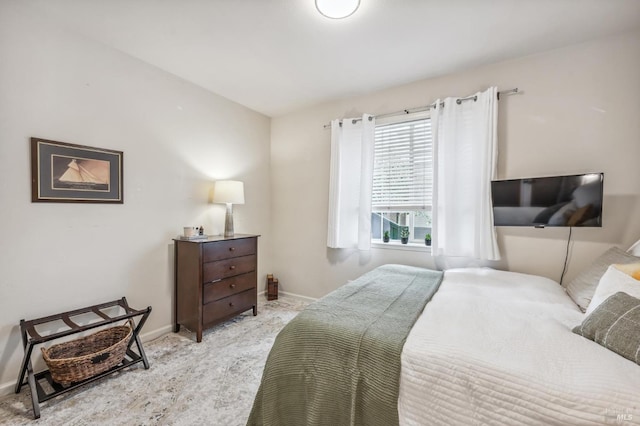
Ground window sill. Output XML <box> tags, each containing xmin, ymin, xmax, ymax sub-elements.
<box><xmin>371</xmin><ymin>241</ymin><xmax>432</xmax><ymax>253</ymax></box>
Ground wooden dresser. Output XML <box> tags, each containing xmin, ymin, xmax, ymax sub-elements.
<box><xmin>173</xmin><ymin>234</ymin><xmax>259</xmax><ymax>342</ymax></box>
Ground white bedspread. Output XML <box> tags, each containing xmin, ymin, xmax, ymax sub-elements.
<box><xmin>398</xmin><ymin>268</ymin><xmax>640</xmax><ymax>425</ymax></box>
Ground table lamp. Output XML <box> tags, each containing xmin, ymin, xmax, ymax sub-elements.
<box><xmin>213</xmin><ymin>180</ymin><xmax>245</xmax><ymax>237</ymax></box>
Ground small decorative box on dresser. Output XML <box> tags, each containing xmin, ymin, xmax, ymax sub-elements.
<box><xmin>173</xmin><ymin>234</ymin><xmax>259</xmax><ymax>342</ymax></box>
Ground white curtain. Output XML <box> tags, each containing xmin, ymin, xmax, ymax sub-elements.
<box><xmin>431</xmin><ymin>87</ymin><xmax>501</xmax><ymax>261</ymax></box>
<box><xmin>327</xmin><ymin>114</ymin><xmax>375</xmax><ymax>250</ymax></box>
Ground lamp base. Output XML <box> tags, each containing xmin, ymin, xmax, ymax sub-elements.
<box><xmin>224</xmin><ymin>203</ymin><xmax>234</xmax><ymax>237</ymax></box>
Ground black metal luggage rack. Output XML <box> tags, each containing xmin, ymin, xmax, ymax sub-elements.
<box><xmin>15</xmin><ymin>297</ymin><xmax>152</xmax><ymax>419</ymax></box>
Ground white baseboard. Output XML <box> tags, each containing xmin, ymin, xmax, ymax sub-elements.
<box><xmin>139</xmin><ymin>324</ymin><xmax>173</xmax><ymax>343</ymax></box>
<box><xmin>258</xmin><ymin>289</ymin><xmax>317</xmax><ymax>303</ymax></box>
<box><xmin>280</xmin><ymin>291</ymin><xmax>317</xmax><ymax>303</ymax></box>
<box><xmin>0</xmin><ymin>380</ymin><xmax>15</xmax><ymax>397</ymax></box>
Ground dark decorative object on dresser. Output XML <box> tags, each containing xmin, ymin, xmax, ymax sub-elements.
<box><xmin>173</xmin><ymin>234</ymin><xmax>259</xmax><ymax>342</ymax></box>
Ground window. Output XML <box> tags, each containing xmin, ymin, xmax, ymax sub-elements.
<box><xmin>371</xmin><ymin>112</ymin><xmax>433</xmax><ymax>244</ymax></box>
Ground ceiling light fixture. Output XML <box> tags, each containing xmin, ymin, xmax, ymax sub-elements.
<box><xmin>315</xmin><ymin>0</ymin><xmax>360</xmax><ymax>19</ymax></box>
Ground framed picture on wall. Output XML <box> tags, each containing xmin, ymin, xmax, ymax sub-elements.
<box><xmin>31</xmin><ymin>138</ymin><xmax>123</xmax><ymax>203</ymax></box>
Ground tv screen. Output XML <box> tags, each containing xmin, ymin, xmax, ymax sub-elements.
<box><xmin>491</xmin><ymin>173</ymin><xmax>603</xmax><ymax>227</ymax></box>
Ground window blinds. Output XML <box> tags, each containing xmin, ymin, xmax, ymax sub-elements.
<box><xmin>372</xmin><ymin>117</ymin><xmax>432</xmax><ymax>211</ymax></box>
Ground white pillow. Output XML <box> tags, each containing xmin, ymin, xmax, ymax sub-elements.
<box><xmin>572</xmin><ymin>181</ymin><xmax>601</xmax><ymax>210</ymax></box>
<box><xmin>564</xmin><ymin>246</ymin><xmax>640</xmax><ymax>311</ymax></box>
<box><xmin>586</xmin><ymin>265</ymin><xmax>640</xmax><ymax>315</ymax></box>
<box><xmin>628</xmin><ymin>238</ymin><xmax>640</xmax><ymax>256</ymax></box>
<box><xmin>548</xmin><ymin>201</ymin><xmax>577</xmax><ymax>226</ymax></box>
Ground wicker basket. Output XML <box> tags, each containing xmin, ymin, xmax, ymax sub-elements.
<box><xmin>41</xmin><ymin>325</ymin><xmax>132</xmax><ymax>386</ymax></box>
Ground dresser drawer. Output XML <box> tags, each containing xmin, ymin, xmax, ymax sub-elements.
<box><xmin>203</xmin><ymin>238</ymin><xmax>256</xmax><ymax>262</ymax></box>
<box><xmin>203</xmin><ymin>271</ymin><xmax>256</xmax><ymax>304</ymax></box>
<box><xmin>203</xmin><ymin>289</ymin><xmax>256</xmax><ymax>325</ymax></box>
<box><xmin>203</xmin><ymin>254</ymin><xmax>256</xmax><ymax>282</ymax></box>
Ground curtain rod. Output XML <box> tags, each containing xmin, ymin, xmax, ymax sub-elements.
<box><xmin>322</xmin><ymin>87</ymin><xmax>519</xmax><ymax>129</ymax></box>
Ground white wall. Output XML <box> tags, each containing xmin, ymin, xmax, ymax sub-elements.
<box><xmin>0</xmin><ymin>4</ymin><xmax>271</xmax><ymax>391</ymax></box>
<box><xmin>270</xmin><ymin>30</ymin><xmax>640</xmax><ymax>299</ymax></box>
<box><xmin>1</xmin><ymin>1</ymin><xmax>639</xmax><ymax>398</ymax></box>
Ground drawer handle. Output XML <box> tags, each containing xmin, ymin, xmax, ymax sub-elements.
<box><xmin>229</xmin><ymin>265</ymin><xmax>236</xmax><ymax>270</ymax></box>
<box><xmin>229</xmin><ymin>302</ymin><xmax>234</xmax><ymax>307</ymax></box>
<box><xmin>229</xmin><ymin>247</ymin><xmax>236</xmax><ymax>252</ymax></box>
<box><xmin>230</xmin><ymin>284</ymin><xmax>236</xmax><ymax>289</ymax></box>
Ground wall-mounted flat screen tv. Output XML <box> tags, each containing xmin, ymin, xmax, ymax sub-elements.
<box><xmin>491</xmin><ymin>173</ymin><xmax>603</xmax><ymax>227</ymax></box>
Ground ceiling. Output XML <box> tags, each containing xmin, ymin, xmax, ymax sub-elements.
<box><xmin>23</xmin><ymin>0</ymin><xmax>640</xmax><ymax>117</ymax></box>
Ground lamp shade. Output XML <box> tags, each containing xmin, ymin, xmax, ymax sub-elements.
<box><xmin>213</xmin><ymin>180</ymin><xmax>245</xmax><ymax>204</ymax></box>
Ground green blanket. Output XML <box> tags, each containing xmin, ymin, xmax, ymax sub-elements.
<box><xmin>247</xmin><ymin>264</ymin><xmax>443</xmax><ymax>426</ymax></box>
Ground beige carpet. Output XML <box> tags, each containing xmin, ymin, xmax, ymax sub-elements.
<box><xmin>0</xmin><ymin>297</ymin><xmax>307</xmax><ymax>425</ymax></box>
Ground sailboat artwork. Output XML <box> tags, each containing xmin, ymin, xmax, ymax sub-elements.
<box><xmin>32</xmin><ymin>137</ymin><xmax>123</xmax><ymax>203</ymax></box>
<box><xmin>53</xmin><ymin>157</ymin><xmax>110</xmax><ymax>191</ymax></box>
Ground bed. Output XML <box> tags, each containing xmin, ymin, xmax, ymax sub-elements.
<box><xmin>247</xmin><ymin>264</ymin><xmax>640</xmax><ymax>426</ymax></box>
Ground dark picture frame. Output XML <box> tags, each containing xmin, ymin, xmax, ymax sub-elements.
<box><xmin>31</xmin><ymin>138</ymin><xmax>123</xmax><ymax>203</ymax></box>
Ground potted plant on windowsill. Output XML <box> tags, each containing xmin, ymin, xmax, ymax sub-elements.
<box><xmin>383</xmin><ymin>231</ymin><xmax>390</xmax><ymax>243</ymax></box>
<box><xmin>425</xmin><ymin>233</ymin><xmax>432</xmax><ymax>246</ymax></box>
<box><xmin>400</xmin><ymin>228</ymin><xmax>409</xmax><ymax>244</ymax></box>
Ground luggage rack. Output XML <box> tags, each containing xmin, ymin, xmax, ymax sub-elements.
<box><xmin>15</xmin><ymin>297</ymin><xmax>152</xmax><ymax>419</ymax></box>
